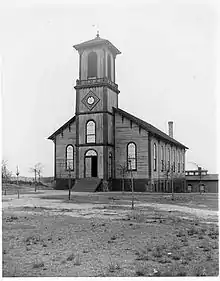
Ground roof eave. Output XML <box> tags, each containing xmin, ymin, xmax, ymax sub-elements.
<box><xmin>113</xmin><ymin>107</ymin><xmax>188</xmax><ymax>149</ymax></box>
<box><xmin>47</xmin><ymin>116</ymin><xmax>76</xmax><ymax>141</ymax></box>
<box><xmin>73</xmin><ymin>40</ymin><xmax>121</xmax><ymax>55</ymax></box>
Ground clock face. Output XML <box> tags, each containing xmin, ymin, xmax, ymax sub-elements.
<box><xmin>87</xmin><ymin>96</ymin><xmax>95</xmax><ymax>105</ymax></box>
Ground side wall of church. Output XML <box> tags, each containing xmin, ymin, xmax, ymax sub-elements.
<box><xmin>55</xmin><ymin>121</ymin><xmax>76</xmax><ymax>178</ymax></box>
<box><xmin>114</xmin><ymin>112</ymin><xmax>149</xmax><ymax>179</ymax></box>
<box><xmin>150</xmin><ymin>137</ymin><xmax>185</xmax><ymax>181</ymax></box>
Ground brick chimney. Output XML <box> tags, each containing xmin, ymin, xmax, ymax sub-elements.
<box><xmin>168</xmin><ymin>121</ymin><xmax>173</xmax><ymax>138</ymax></box>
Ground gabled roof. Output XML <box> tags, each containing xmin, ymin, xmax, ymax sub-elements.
<box><xmin>48</xmin><ymin>116</ymin><xmax>75</xmax><ymax>140</ymax></box>
<box><xmin>73</xmin><ymin>34</ymin><xmax>121</xmax><ymax>56</ymax></box>
<box><xmin>114</xmin><ymin>107</ymin><xmax>188</xmax><ymax>149</ymax></box>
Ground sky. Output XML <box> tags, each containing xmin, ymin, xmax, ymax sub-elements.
<box><xmin>0</xmin><ymin>0</ymin><xmax>219</xmax><ymax>176</ymax></box>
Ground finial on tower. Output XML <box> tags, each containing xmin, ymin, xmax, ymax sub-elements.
<box><xmin>92</xmin><ymin>24</ymin><xmax>100</xmax><ymax>39</ymax></box>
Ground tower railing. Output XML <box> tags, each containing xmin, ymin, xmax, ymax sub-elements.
<box><xmin>75</xmin><ymin>77</ymin><xmax>119</xmax><ymax>91</ymax></box>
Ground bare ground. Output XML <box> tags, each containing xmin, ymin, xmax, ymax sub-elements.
<box><xmin>2</xmin><ymin>189</ymin><xmax>219</xmax><ymax>277</ymax></box>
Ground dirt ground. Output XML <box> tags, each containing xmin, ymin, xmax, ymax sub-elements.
<box><xmin>2</xmin><ymin>188</ymin><xmax>219</xmax><ymax>277</ymax></box>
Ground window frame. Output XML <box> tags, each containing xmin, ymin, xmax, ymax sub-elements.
<box><xmin>178</xmin><ymin>151</ymin><xmax>180</xmax><ymax>173</ymax></box>
<box><xmin>127</xmin><ymin>142</ymin><xmax>137</xmax><ymax>171</ymax></box>
<box><xmin>153</xmin><ymin>143</ymin><xmax>157</xmax><ymax>171</ymax></box>
<box><xmin>109</xmin><ymin>152</ymin><xmax>113</xmax><ymax>179</ymax></box>
<box><xmin>86</xmin><ymin>120</ymin><xmax>96</xmax><ymax>144</ymax></box>
<box><xmin>167</xmin><ymin>148</ymin><xmax>170</xmax><ymax>171</ymax></box>
<box><xmin>65</xmin><ymin>144</ymin><xmax>74</xmax><ymax>171</ymax></box>
<box><xmin>88</xmin><ymin>51</ymin><xmax>98</xmax><ymax>79</ymax></box>
<box><xmin>173</xmin><ymin>149</ymin><xmax>176</xmax><ymax>172</ymax></box>
<box><xmin>107</xmin><ymin>54</ymin><xmax>112</xmax><ymax>80</ymax></box>
<box><xmin>161</xmin><ymin>145</ymin><xmax>164</xmax><ymax>172</ymax></box>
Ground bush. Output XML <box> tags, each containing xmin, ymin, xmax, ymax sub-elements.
<box><xmin>33</xmin><ymin>261</ymin><xmax>44</xmax><ymax>269</ymax></box>
<box><xmin>108</xmin><ymin>262</ymin><xmax>121</xmax><ymax>272</ymax></box>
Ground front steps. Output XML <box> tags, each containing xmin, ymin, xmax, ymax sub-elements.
<box><xmin>73</xmin><ymin>178</ymin><xmax>102</xmax><ymax>192</ymax></box>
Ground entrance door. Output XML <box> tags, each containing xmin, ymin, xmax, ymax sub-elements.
<box><xmin>85</xmin><ymin>150</ymin><xmax>98</xmax><ymax>178</ymax></box>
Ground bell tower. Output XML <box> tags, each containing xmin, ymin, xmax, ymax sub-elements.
<box><xmin>73</xmin><ymin>34</ymin><xmax>121</xmax><ymax>180</ymax></box>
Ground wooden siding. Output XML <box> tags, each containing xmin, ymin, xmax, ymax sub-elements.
<box><xmin>107</xmin><ymin>88</ymin><xmax>118</xmax><ymax>112</ymax></box>
<box><xmin>114</xmin><ymin>112</ymin><xmax>149</xmax><ymax>179</ymax></box>
<box><xmin>78</xmin><ymin>87</ymin><xmax>104</xmax><ymax>113</ymax></box>
<box><xmin>150</xmin><ymin>137</ymin><xmax>185</xmax><ymax>180</ymax></box>
<box><xmin>56</xmin><ymin>121</ymin><xmax>76</xmax><ymax>178</ymax></box>
<box><xmin>78</xmin><ymin>113</ymin><xmax>103</xmax><ymax>144</ymax></box>
<box><xmin>108</xmin><ymin>114</ymin><xmax>114</xmax><ymax>144</ymax></box>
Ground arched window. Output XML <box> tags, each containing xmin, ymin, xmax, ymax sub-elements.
<box><xmin>127</xmin><ymin>142</ymin><xmax>137</xmax><ymax>170</ymax></box>
<box><xmin>109</xmin><ymin>152</ymin><xmax>113</xmax><ymax>178</ymax></box>
<box><xmin>168</xmin><ymin>148</ymin><xmax>170</xmax><ymax>170</ymax></box>
<box><xmin>107</xmin><ymin>54</ymin><xmax>111</xmax><ymax>80</ymax></box>
<box><xmin>85</xmin><ymin>149</ymin><xmax>97</xmax><ymax>157</ymax></box>
<box><xmin>88</xmin><ymin>52</ymin><xmax>97</xmax><ymax>78</ymax></box>
<box><xmin>173</xmin><ymin>149</ymin><xmax>176</xmax><ymax>172</ymax></box>
<box><xmin>182</xmin><ymin>152</ymin><xmax>185</xmax><ymax>172</ymax></box>
<box><xmin>161</xmin><ymin>146</ymin><xmax>164</xmax><ymax>172</ymax></box>
<box><xmin>86</xmin><ymin>120</ymin><xmax>96</xmax><ymax>143</ymax></box>
<box><xmin>66</xmin><ymin>145</ymin><xmax>74</xmax><ymax>170</ymax></box>
<box><xmin>178</xmin><ymin>151</ymin><xmax>180</xmax><ymax>173</ymax></box>
<box><xmin>153</xmin><ymin>143</ymin><xmax>157</xmax><ymax>171</ymax></box>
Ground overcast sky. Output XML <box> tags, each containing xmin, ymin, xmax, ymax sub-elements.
<box><xmin>0</xmin><ymin>0</ymin><xmax>218</xmax><ymax>176</ymax></box>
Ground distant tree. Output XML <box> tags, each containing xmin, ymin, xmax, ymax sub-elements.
<box><xmin>36</xmin><ymin>163</ymin><xmax>43</xmax><ymax>183</ymax></box>
<box><xmin>29</xmin><ymin>162</ymin><xmax>43</xmax><ymax>191</ymax></box>
<box><xmin>2</xmin><ymin>160</ymin><xmax>12</xmax><ymax>193</ymax></box>
<box><xmin>163</xmin><ymin>162</ymin><xmax>175</xmax><ymax>200</ymax></box>
<box><xmin>118</xmin><ymin>162</ymin><xmax>128</xmax><ymax>193</ymax></box>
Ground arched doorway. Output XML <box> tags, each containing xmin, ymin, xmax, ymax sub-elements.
<box><xmin>84</xmin><ymin>149</ymin><xmax>98</xmax><ymax>178</ymax></box>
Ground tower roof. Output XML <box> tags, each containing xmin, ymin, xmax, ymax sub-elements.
<box><xmin>73</xmin><ymin>34</ymin><xmax>121</xmax><ymax>55</ymax></box>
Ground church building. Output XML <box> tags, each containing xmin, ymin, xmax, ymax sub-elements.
<box><xmin>48</xmin><ymin>33</ymin><xmax>188</xmax><ymax>192</ymax></box>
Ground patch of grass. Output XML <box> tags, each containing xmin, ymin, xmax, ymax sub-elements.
<box><xmin>171</xmin><ymin>251</ymin><xmax>182</xmax><ymax>260</ymax></box>
<box><xmin>33</xmin><ymin>261</ymin><xmax>44</xmax><ymax>269</ymax></box>
<box><xmin>25</xmin><ymin>234</ymin><xmax>42</xmax><ymax>245</ymax></box>
<box><xmin>192</xmin><ymin>263</ymin><xmax>209</xmax><ymax>276</ymax></box>
<box><xmin>172</xmin><ymin>264</ymin><xmax>187</xmax><ymax>276</ymax></box>
<box><xmin>152</xmin><ymin>245</ymin><xmax>164</xmax><ymax>258</ymax></box>
<box><xmin>158</xmin><ymin>256</ymin><xmax>171</xmax><ymax>264</ymax></box>
<box><xmin>67</xmin><ymin>253</ymin><xmax>75</xmax><ymax>261</ymax></box>
<box><xmin>187</xmin><ymin>225</ymin><xmax>200</xmax><ymax>236</ymax></box>
<box><xmin>135</xmin><ymin>263</ymin><xmax>149</xmax><ymax>276</ymax></box>
<box><xmin>135</xmin><ymin>249</ymin><xmax>149</xmax><ymax>261</ymax></box>
<box><xmin>208</xmin><ymin>226</ymin><xmax>219</xmax><ymax>239</ymax></box>
<box><xmin>73</xmin><ymin>254</ymin><xmax>81</xmax><ymax>266</ymax></box>
<box><xmin>107</xmin><ymin>261</ymin><xmax>121</xmax><ymax>273</ymax></box>
<box><xmin>176</xmin><ymin>229</ymin><xmax>186</xmax><ymax>237</ymax></box>
<box><xmin>110</xmin><ymin>235</ymin><xmax>117</xmax><ymax>241</ymax></box>
<box><xmin>127</xmin><ymin>211</ymin><xmax>146</xmax><ymax>223</ymax></box>
<box><xmin>199</xmin><ymin>239</ymin><xmax>211</xmax><ymax>252</ymax></box>
<box><xmin>5</xmin><ymin>216</ymin><xmax>18</xmax><ymax>222</ymax></box>
<box><xmin>206</xmin><ymin>252</ymin><xmax>212</xmax><ymax>261</ymax></box>
<box><xmin>184</xmin><ymin>247</ymin><xmax>195</xmax><ymax>261</ymax></box>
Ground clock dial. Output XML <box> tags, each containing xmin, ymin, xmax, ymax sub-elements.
<box><xmin>87</xmin><ymin>96</ymin><xmax>95</xmax><ymax>105</ymax></box>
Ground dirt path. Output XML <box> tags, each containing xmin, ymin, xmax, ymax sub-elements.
<box><xmin>2</xmin><ymin>191</ymin><xmax>218</xmax><ymax>223</ymax></box>
<box><xmin>136</xmin><ymin>202</ymin><xmax>218</xmax><ymax>220</ymax></box>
